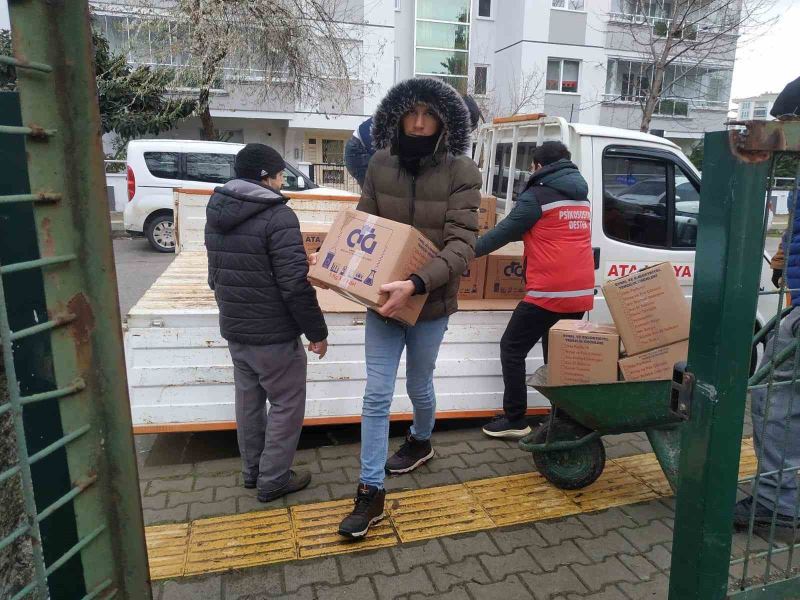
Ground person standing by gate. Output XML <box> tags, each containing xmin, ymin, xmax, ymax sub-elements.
<box><xmin>325</xmin><ymin>78</ymin><xmax>481</xmax><ymax>539</ymax></box>
<box><xmin>476</xmin><ymin>142</ymin><xmax>595</xmax><ymax>440</ymax></box>
<box><xmin>205</xmin><ymin>143</ymin><xmax>329</xmax><ymax>503</ymax></box>
<box><xmin>734</xmin><ymin>185</ymin><xmax>800</xmax><ymax>528</ymax></box>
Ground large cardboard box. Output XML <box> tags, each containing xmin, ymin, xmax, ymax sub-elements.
<box><xmin>548</xmin><ymin>321</ymin><xmax>620</xmax><ymax>386</ymax></box>
<box><xmin>479</xmin><ymin>195</ymin><xmax>497</xmax><ymax>234</ymax></box>
<box><xmin>619</xmin><ymin>340</ymin><xmax>689</xmax><ymax>382</ymax></box>
<box><xmin>300</xmin><ymin>223</ymin><xmax>329</xmax><ymax>257</ymax></box>
<box><xmin>308</xmin><ymin>209</ymin><xmax>437</xmax><ymax>325</ymax></box>
<box><xmin>484</xmin><ymin>242</ymin><xmax>526</xmax><ymax>300</ymax></box>
<box><xmin>602</xmin><ymin>262</ymin><xmax>690</xmax><ymax>356</ymax></box>
<box><xmin>458</xmin><ymin>256</ymin><xmax>487</xmax><ymax>299</ymax></box>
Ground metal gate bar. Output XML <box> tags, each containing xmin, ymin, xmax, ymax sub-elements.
<box><xmin>1</xmin><ymin>1</ymin><xmax>150</xmax><ymax>598</ymax></box>
<box><xmin>669</xmin><ymin>122</ymin><xmax>800</xmax><ymax>599</ymax></box>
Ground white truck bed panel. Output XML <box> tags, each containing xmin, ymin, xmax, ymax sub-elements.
<box><xmin>125</xmin><ymin>251</ymin><xmax>547</xmax><ymax>431</ymax></box>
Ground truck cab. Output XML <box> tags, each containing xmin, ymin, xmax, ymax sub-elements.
<box><xmin>473</xmin><ymin>115</ymin><xmax>775</xmax><ymax>340</ymax></box>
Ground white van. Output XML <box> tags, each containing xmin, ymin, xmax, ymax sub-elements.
<box><xmin>123</xmin><ymin>139</ymin><xmax>357</xmax><ymax>252</ymax></box>
<box><xmin>474</xmin><ymin>116</ymin><xmax>776</xmax><ymax>354</ymax></box>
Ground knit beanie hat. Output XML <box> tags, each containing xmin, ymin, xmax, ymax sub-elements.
<box><xmin>234</xmin><ymin>143</ymin><xmax>285</xmax><ymax>180</ymax></box>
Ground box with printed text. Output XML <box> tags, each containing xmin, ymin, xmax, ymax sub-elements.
<box><xmin>602</xmin><ymin>262</ymin><xmax>690</xmax><ymax>356</ymax></box>
<box><xmin>300</xmin><ymin>223</ymin><xmax>330</xmax><ymax>257</ymax></box>
<box><xmin>483</xmin><ymin>242</ymin><xmax>526</xmax><ymax>300</ymax></box>
<box><xmin>618</xmin><ymin>340</ymin><xmax>689</xmax><ymax>382</ymax></box>
<box><xmin>547</xmin><ymin>320</ymin><xmax>620</xmax><ymax>386</ymax></box>
<box><xmin>308</xmin><ymin>209</ymin><xmax>437</xmax><ymax>325</ymax></box>
<box><xmin>479</xmin><ymin>195</ymin><xmax>497</xmax><ymax>234</ymax></box>
<box><xmin>458</xmin><ymin>256</ymin><xmax>487</xmax><ymax>299</ymax></box>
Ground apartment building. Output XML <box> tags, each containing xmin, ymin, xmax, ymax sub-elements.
<box><xmin>85</xmin><ymin>0</ymin><xmax>737</xmax><ymax>160</ymax></box>
<box><xmin>733</xmin><ymin>92</ymin><xmax>779</xmax><ymax>121</ymax></box>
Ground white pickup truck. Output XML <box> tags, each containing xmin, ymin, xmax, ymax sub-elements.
<box><xmin>123</xmin><ymin>116</ymin><xmax>777</xmax><ymax>433</ymax></box>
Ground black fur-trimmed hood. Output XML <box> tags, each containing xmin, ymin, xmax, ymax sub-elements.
<box><xmin>371</xmin><ymin>77</ymin><xmax>472</xmax><ymax>156</ymax></box>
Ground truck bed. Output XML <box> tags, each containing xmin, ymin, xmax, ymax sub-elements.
<box><xmin>124</xmin><ymin>252</ymin><xmax>547</xmax><ymax>432</ymax></box>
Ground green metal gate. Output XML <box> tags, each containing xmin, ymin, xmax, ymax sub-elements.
<box><xmin>669</xmin><ymin>121</ymin><xmax>800</xmax><ymax>599</ymax></box>
<box><xmin>0</xmin><ymin>2</ymin><xmax>150</xmax><ymax>599</ymax></box>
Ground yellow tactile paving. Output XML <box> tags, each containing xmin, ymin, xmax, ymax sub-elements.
<box><xmin>184</xmin><ymin>509</ymin><xmax>295</xmax><ymax>576</ymax></box>
<box><xmin>291</xmin><ymin>498</ymin><xmax>398</xmax><ymax>558</ymax></box>
<box><xmin>146</xmin><ymin>437</ymin><xmax>759</xmax><ymax>580</ymax></box>
<box><xmin>388</xmin><ymin>484</ymin><xmax>494</xmax><ymax>542</ymax></box>
<box><xmin>612</xmin><ymin>454</ymin><xmax>674</xmax><ymax>496</ymax></box>
<box><xmin>565</xmin><ymin>462</ymin><xmax>661</xmax><ymax>511</ymax></box>
<box><xmin>145</xmin><ymin>523</ymin><xmax>190</xmax><ymax>580</ymax></box>
<box><xmin>466</xmin><ymin>472</ymin><xmax>580</xmax><ymax>526</ymax></box>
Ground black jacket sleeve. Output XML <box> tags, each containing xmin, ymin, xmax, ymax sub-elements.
<box><xmin>475</xmin><ymin>186</ymin><xmax>542</xmax><ymax>257</ymax></box>
<box><xmin>265</xmin><ymin>207</ymin><xmax>328</xmax><ymax>343</ymax></box>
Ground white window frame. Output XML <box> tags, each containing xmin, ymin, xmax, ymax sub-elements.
<box><xmin>474</xmin><ymin>64</ymin><xmax>489</xmax><ymax>96</ymax></box>
<box><xmin>476</xmin><ymin>0</ymin><xmax>493</xmax><ymax>19</ymax></box>
<box><xmin>546</xmin><ymin>58</ymin><xmax>581</xmax><ymax>95</ymax></box>
<box><xmin>413</xmin><ymin>0</ymin><xmax>472</xmax><ymax>89</ymax></box>
<box><xmin>551</xmin><ymin>0</ymin><xmax>586</xmax><ymax>11</ymax></box>
<box><xmin>395</xmin><ymin>0</ymin><xmax>401</xmax><ymax>11</ymax></box>
<box><xmin>394</xmin><ymin>57</ymin><xmax>401</xmax><ymax>84</ymax></box>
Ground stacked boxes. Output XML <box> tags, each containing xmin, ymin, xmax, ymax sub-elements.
<box><xmin>547</xmin><ymin>262</ymin><xmax>690</xmax><ymax>385</ymax></box>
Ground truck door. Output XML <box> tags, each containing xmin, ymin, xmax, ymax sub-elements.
<box><xmin>590</xmin><ymin>139</ymin><xmax>700</xmax><ymax>323</ymax></box>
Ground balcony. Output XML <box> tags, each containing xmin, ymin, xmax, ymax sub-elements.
<box><xmin>601</xmin><ymin>94</ymin><xmax>728</xmax><ymax>117</ymax></box>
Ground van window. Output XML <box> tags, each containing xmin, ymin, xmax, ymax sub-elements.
<box><xmin>603</xmin><ymin>155</ymin><xmax>669</xmax><ymax>247</ymax></box>
<box><xmin>143</xmin><ymin>152</ymin><xmax>180</xmax><ymax>179</ymax></box>
<box><xmin>185</xmin><ymin>153</ymin><xmax>235</xmax><ymax>184</ymax></box>
<box><xmin>602</xmin><ymin>151</ymin><xmax>701</xmax><ymax>249</ymax></box>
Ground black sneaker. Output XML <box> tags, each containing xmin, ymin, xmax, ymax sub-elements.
<box><xmin>733</xmin><ymin>496</ymin><xmax>795</xmax><ymax>529</ymax></box>
<box><xmin>338</xmin><ymin>484</ymin><xmax>386</xmax><ymax>539</ymax></box>
<box><xmin>243</xmin><ymin>473</ymin><xmax>257</xmax><ymax>489</ymax></box>
<box><xmin>257</xmin><ymin>470</ymin><xmax>311</xmax><ymax>503</ymax></box>
<box><xmin>385</xmin><ymin>431</ymin><xmax>434</xmax><ymax>474</ymax></box>
<box><xmin>482</xmin><ymin>415</ymin><xmax>532</xmax><ymax>439</ymax></box>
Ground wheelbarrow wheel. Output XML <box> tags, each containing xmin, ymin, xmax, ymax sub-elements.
<box><xmin>530</xmin><ymin>419</ymin><xmax>606</xmax><ymax>490</ymax></box>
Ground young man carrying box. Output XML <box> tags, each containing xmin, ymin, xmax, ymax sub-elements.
<box><xmin>475</xmin><ymin>141</ymin><xmax>595</xmax><ymax>439</ymax></box>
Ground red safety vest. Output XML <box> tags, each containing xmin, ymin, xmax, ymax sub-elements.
<box><xmin>522</xmin><ymin>193</ymin><xmax>595</xmax><ymax>313</ymax></box>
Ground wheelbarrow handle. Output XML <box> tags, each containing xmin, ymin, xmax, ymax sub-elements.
<box><xmin>519</xmin><ymin>430</ymin><xmax>602</xmax><ymax>453</ymax></box>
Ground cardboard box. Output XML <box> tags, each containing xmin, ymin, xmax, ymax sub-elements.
<box><xmin>479</xmin><ymin>195</ymin><xmax>497</xmax><ymax>234</ymax></box>
<box><xmin>484</xmin><ymin>242</ymin><xmax>526</xmax><ymax>300</ymax></box>
<box><xmin>308</xmin><ymin>209</ymin><xmax>437</xmax><ymax>325</ymax></box>
<box><xmin>300</xmin><ymin>223</ymin><xmax>329</xmax><ymax>257</ymax></box>
<box><xmin>619</xmin><ymin>340</ymin><xmax>689</xmax><ymax>382</ymax></box>
<box><xmin>458</xmin><ymin>256</ymin><xmax>487</xmax><ymax>300</ymax></box>
<box><xmin>602</xmin><ymin>262</ymin><xmax>690</xmax><ymax>356</ymax></box>
<box><xmin>548</xmin><ymin>321</ymin><xmax>620</xmax><ymax>386</ymax></box>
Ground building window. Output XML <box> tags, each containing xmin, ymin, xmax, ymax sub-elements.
<box><xmin>474</xmin><ymin>65</ymin><xmax>488</xmax><ymax>95</ymax></box>
<box><xmin>604</xmin><ymin>58</ymin><xmax>731</xmax><ymax>114</ymax></box>
<box><xmin>546</xmin><ymin>59</ymin><xmax>580</xmax><ymax>93</ymax></box>
<box><xmin>478</xmin><ymin>0</ymin><xmax>492</xmax><ymax>18</ymax></box>
<box><xmin>414</xmin><ymin>0</ymin><xmax>470</xmax><ymax>94</ymax></box>
<box><xmin>552</xmin><ymin>0</ymin><xmax>585</xmax><ymax>9</ymax></box>
<box><xmin>395</xmin><ymin>0</ymin><xmax>401</xmax><ymax>10</ymax></box>
<box><xmin>754</xmin><ymin>102</ymin><xmax>768</xmax><ymax>119</ymax></box>
<box><xmin>394</xmin><ymin>57</ymin><xmax>401</xmax><ymax>84</ymax></box>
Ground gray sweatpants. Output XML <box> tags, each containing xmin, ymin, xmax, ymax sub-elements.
<box><xmin>751</xmin><ymin>306</ymin><xmax>800</xmax><ymax>515</ymax></box>
<box><xmin>228</xmin><ymin>338</ymin><xmax>307</xmax><ymax>493</ymax></box>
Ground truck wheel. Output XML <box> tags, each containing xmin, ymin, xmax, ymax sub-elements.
<box><xmin>530</xmin><ymin>419</ymin><xmax>605</xmax><ymax>490</ymax></box>
<box><xmin>145</xmin><ymin>213</ymin><xmax>176</xmax><ymax>253</ymax></box>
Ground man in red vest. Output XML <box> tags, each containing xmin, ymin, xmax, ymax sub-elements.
<box><xmin>477</xmin><ymin>141</ymin><xmax>595</xmax><ymax>439</ymax></box>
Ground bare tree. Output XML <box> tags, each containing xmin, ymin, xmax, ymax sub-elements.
<box><xmin>606</xmin><ymin>0</ymin><xmax>776</xmax><ymax>132</ymax></box>
<box><xmin>473</xmin><ymin>67</ymin><xmax>545</xmax><ymax>121</ymax></box>
<box><xmin>130</xmin><ymin>0</ymin><xmax>372</xmax><ymax>140</ymax></box>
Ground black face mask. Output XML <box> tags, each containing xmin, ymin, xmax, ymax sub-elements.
<box><xmin>396</xmin><ymin>130</ymin><xmax>440</xmax><ymax>175</ymax></box>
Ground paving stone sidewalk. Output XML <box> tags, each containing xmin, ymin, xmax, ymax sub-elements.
<box><xmin>139</xmin><ymin>418</ymin><xmax>762</xmax><ymax>599</ymax></box>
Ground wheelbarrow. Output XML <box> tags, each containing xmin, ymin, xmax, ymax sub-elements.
<box><xmin>519</xmin><ymin>365</ymin><xmax>688</xmax><ymax>491</ymax></box>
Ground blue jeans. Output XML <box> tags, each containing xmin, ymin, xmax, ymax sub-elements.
<box><xmin>360</xmin><ymin>310</ymin><xmax>449</xmax><ymax>488</ymax></box>
<box><xmin>344</xmin><ymin>136</ymin><xmax>372</xmax><ymax>189</ymax></box>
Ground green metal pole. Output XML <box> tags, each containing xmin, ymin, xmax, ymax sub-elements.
<box><xmin>668</xmin><ymin>131</ymin><xmax>771</xmax><ymax>599</ymax></box>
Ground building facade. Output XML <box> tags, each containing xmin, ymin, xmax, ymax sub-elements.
<box><xmin>733</xmin><ymin>93</ymin><xmax>779</xmax><ymax>121</ymax></box>
<box><xmin>89</xmin><ymin>0</ymin><xmax>738</xmax><ymax>160</ymax></box>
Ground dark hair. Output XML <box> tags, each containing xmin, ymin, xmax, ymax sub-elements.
<box><xmin>462</xmin><ymin>94</ymin><xmax>483</xmax><ymax>130</ymax></box>
<box><xmin>532</xmin><ymin>141</ymin><xmax>571</xmax><ymax>167</ymax></box>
